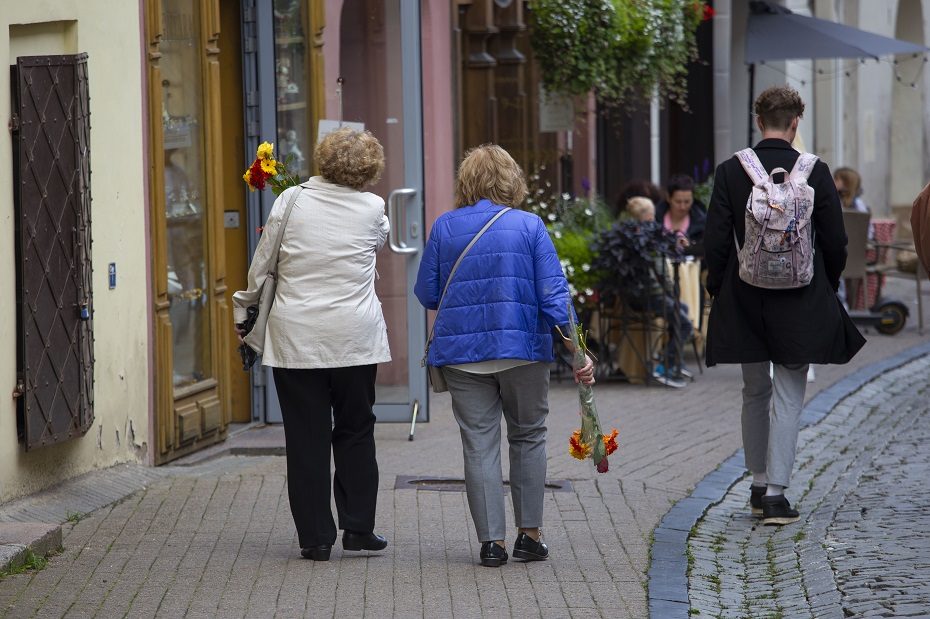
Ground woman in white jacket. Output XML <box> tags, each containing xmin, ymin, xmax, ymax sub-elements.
<box><xmin>233</xmin><ymin>128</ymin><xmax>390</xmax><ymax>561</ymax></box>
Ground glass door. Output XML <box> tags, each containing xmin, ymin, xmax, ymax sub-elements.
<box><xmin>249</xmin><ymin>0</ymin><xmax>427</xmax><ymax>425</ymax></box>
<box><xmin>339</xmin><ymin>0</ymin><xmax>427</xmax><ymax>422</ymax></box>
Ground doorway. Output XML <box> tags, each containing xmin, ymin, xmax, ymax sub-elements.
<box><xmin>338</xmin><ymin>0</ymin><xmax>428</xmax><ymax>423</ymax></box>
<box><xmin>219</xmin><ymin>0</ymin><xmax>251</xmax><ymax>424</ymax></box>
<box><xmin>245</xmin><ymin>0</ymin><xmax>428</xmax><ymax>425</ymax></box>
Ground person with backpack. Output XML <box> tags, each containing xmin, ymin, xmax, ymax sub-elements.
<box><xmin>704</xmin><ymin>86</ymin><xmax>865</xmax><ymax>526</ymax></box>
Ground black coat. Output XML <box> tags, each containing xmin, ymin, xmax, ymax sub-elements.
<box><xmin>704</xmin><ymin>139</ymin><xmax>865</xmax><ymax>366</ymax></box>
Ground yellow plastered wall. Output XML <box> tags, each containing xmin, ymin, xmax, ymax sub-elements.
<box><xmin>0</xmin><ymin>0</ymin><xmax>150</xmax><ymax>502</ymax></box>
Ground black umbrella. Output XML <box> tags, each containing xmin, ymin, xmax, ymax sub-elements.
<box><xmin>745</xmin><ymin>0</ymin><xmax>929</xmax><ymax>144</ymax></box>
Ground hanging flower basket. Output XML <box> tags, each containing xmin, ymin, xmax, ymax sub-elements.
<box><xmin>528</xmin><ymin>0</ymin><xmax>709</xmax><ymax>109</ymax></box>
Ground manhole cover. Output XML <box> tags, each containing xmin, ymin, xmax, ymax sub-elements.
<box><xmin>394</xmin><ymin>475</ymin><xmax>573</xmax><ymax>492</ymax></box>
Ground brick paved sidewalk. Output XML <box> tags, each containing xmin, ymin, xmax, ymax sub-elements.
<box><xmin>0</xmin><ymin>319</ymin><xmax>926</xmax><ymax>617</ymax></box>
<box><xmin>687</xmin><ymin>352</ymin><xmax>930</xmax><ymax>618</ymax></box>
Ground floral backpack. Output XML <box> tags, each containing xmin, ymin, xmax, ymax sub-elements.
<box><xmin>734</xmin><ymin>148</ymin><xmax>819</xmax><ymax>289</ymax></box>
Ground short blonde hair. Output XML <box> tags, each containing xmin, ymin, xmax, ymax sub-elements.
<box><xmin>454</xmin><ymin>144</ymin><xmax>527</xmax><ymax>209</ymax></box>
<box><xmin>315</xmin><ymin>127</ymin><xmax>384</xmax><ymax>190</ymax></box>
<box><xmin>626</xmin><ymin>196</ymin><xmax>655</xmax><ymax>222</ymax></box>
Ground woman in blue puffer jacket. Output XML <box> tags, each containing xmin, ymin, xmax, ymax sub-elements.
<box><xmin>415</xmin><ymin>144</ymin><xmax>594</xmax><ymax>568</ymax></box>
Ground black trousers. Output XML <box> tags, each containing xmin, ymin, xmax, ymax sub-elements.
<box><xmin>272</xmin><ymin>365</ymin><xmax>379</xmax><ymax>548</ymax></box>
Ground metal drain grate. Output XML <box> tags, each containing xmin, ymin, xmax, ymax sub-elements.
<box><xmin>394</xmin><ymin>475</ymin><xmax>573</xmax><ymax>493</ymax></box>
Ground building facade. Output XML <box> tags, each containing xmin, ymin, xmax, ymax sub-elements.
<box><xmin>713</xmin><ymin>0</ymin><xmax>930</xmax><ymax>226</ymax></box>
<box><xmin>0</xmin><ymin>0</ymin><xmax>607</xmax><ymax>498</ymax></box>
<box><xmin>0</xmin><ymin>1</ymin><xmax>150</xmax><ymax>501</ymax></box>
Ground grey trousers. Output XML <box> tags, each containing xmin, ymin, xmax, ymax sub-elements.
<box><xmin>741</xmin><ymin>362</ymin><xmax>809</xmax><ymax>488</ymax></box>
<box><xmin>443</xmin><ymin>363</ymin><xmax>549</xmax><ymax>542</ymax></box>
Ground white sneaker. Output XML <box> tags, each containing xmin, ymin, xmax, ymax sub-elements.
<box><xmin>652</xmin><ymin>369</ymin><xmax>686</xmax><ymax>388</ymax></box>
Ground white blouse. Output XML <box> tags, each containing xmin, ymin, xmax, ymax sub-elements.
<box><xmin>232</xmin><ymin>176</ymin><xmax>392</xmax><ymax>368</ymax></box>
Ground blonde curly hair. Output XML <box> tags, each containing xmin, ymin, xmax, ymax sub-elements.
<box><xmin>626</xmin><ymin>196</ymin><xmax>656</xmax><ymax>222</ymax></box>
<box><xmin>315</xmin><ymin>127</ymin><xmax>384</xmax><ymax>189</ymax></box>
<box><xmin>454</xmin><ymin>144</ymin><xmax>527</xmax><ymax>209</ymax></box>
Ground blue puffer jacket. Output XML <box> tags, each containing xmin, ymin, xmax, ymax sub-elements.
<box><xmin>414</xmin><ymin>200</ymin><xmax>573</xmax><ymax>366</ymax></box>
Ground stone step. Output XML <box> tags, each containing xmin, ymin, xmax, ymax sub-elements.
<box><xmin>0</xmin><ymin>521</ymin><xmax>62</xmax><ymax>574</ymax></box>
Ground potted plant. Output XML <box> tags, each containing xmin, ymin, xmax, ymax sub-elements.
<box><xmin>592</xmin><ymin>219</ymin><xmax>682</xmax><ymax>305</ymax></box>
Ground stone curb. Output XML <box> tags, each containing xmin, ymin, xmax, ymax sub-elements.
<box><xmin>0</xmin><ymin>522</ymin><xmax>62</xmax><ymax>574</ymax></box>
<box><xmin>0</xmin><ymin>463</ymin><xmax>168</xmax><ymax>578</ymax></box>
<box><xmin>647</xmin><ymin>340</ymin><xmax>930</xmax><ymax>619</ymax></box>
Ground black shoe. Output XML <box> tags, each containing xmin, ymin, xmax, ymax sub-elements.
<box><xmin>479</xmin><ymin>542</ymin><xmax>509</xmax><ymax>567</ymax></box>
<box><xmin>342</xmin><ymin>531</ymin><xmax>388</xmax><ymax>552</ymax></box>
<box><xmin>761</xmin><ymin>495</ymin><xmax>800</xmax><ymax>526</ymax></box>
<box><xmin>750</xmin><ymin>485</ymin><xmax>765</xmax><ymax>516</ymax></box>
<box><xmin>512</xmin><ymin>532</ymin><xmax>549</xmax><ymax>561</ymax></box>
<box><xmin>300</xmin><ymin>545</ymin><xmax>332</xmax><ymax>561</ymax></box>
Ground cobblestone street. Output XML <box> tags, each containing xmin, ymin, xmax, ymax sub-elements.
<box><xmin>688</xmin><ymin>351</ymin><xmax>930</xmax><ymax>618</ymax></box>
<box><xmin>0</xmin><ymin>315</ymin><xmax>927</xmax><ymax>617</ymax></box>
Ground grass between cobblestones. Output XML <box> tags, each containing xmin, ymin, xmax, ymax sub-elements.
<box><xmin>685</xmin><ymin>354</ymin><xmax>930</xmax><ymax>618</ymax></box>
<box><xmin>0</xmin><ymin>549</ymin><xmax>52</xmax><ymax>580</ymax></box>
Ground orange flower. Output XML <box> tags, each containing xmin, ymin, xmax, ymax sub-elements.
<box><xmin>603</xmin><ymin>429</ymin><xmax>619</xmax><ymax>456</ymax></box>
<box><xmin>569</xmin><ymin>429</ymin><xmax>591</xmax><ymax>460</ymax></box>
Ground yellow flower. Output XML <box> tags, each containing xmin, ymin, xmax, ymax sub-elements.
<box><xmin>260</xmin><ymin>158</ymin><xmax>277</xmax><ymax>175</ymax></box>
<box><xmin>569</xmin><ymin>429</ymin><xmax>592</xmax><ymax>461</ymax></box>
<box><xmin>256</xmin><ymin>141</ymin><xmax>274</xmax><ymax>160</ymax></box>
<box><xmin>242</xmin><ymin>168</ymin><xmax>255</xmax><ymax>191</ymax></box>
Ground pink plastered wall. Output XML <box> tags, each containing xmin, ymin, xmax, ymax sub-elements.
<box><xmin>420</xmin><ymin>2</ymin><xmax>455</xmax><ymax>227</ymax></box>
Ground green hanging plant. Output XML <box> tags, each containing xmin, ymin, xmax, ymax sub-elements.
<box><xmin>528</xmin><ymin>0</ymin><xmax>709</xmax><ymax>109</ymax></box>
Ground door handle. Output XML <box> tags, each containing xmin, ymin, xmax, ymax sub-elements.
<box><xmin>387</xmin><ymin>188</ymin><xmax>418</xmax><ymax>255</ymax></box>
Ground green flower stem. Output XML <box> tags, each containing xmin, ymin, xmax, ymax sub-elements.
<box><xmin>567</xmin><ymin>304</ymin><xmax>607</xmax><ymax>465</ymax></box>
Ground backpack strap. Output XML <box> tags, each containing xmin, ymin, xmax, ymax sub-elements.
<box><xmin>735</xmin><ymin>148</ymin><xmax>768</xmax><ymax>186</ymax></box>
<box><xmin>789</xmin><ymin>152</ymin><xmax>819</xmax><ymax>182</ymax></box>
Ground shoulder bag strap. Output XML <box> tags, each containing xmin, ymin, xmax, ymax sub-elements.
<box><xmin>268</xmin><ymin>186</ymin><xmax>305</xmax><ymax>279</ymax></box>
<box><xmin>423</xmin><ymin>207</ymin><xmax>512</xmax><ymax>359</ymax></box>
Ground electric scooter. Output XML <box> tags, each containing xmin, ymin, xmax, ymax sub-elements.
<box><xmin>847</xmin><ymin>294</ymin><xmax>909</xmax><ymax>335</ymax></box>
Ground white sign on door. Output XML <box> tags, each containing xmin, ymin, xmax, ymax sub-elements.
<box><xmin>317</xmin><ymin>119</ymin><xmax>366</xmax><ymax>143</ymax></box>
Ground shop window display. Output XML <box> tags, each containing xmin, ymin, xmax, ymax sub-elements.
<box><xmin>161</xmin><ymin>1</ymin><xmax>212</xmax><ymax>389</ymax></box>
<box><xmin>274</xmin><ymin>0</ymin><xmax>312</xmax><ymax>178</ymax></box>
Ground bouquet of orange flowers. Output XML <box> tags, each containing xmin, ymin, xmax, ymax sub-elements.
<box><xmin>565</xmin><ymin>307</ymin><xmax>618</xmax><ymax>473</ymax></box>
<box><xmin>242</xmin><ymin>141</ymin><xmax>300</xmax><ymax>196</ymax></box>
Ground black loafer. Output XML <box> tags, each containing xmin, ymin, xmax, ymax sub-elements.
<box><xmin>300</xmin><ymin>545</ymin><xmax>332</xmax><ymax>561</ymax></box>
<box><xmin>479</xmin><ymin>542</ymin><xmax>508</xmax><ymax>567</ymax></box>
<box><xmin>512</xmin><ymin>532</ymin><xmax>549</xmax><ymax>561</ymax></box>
<box><xmin>762</xmin><ymin>495</ymin><xmax>800</xmax><ymax>526</ymax></box>
<box><xmin>750</xmin><ymin>484</ymin><xmax>765</xmax><ymax>516</ymax></box>
<box><xmin>342</xmin><ymin>531</ymin><xmax>388</xmax><ymax>552</ymax></box>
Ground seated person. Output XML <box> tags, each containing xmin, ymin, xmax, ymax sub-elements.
<box><xmin>616</xmin><ymin>179</ymin><xmax>665</xmax><ymax>217</ymax></box>
<box><xmin>834</xmin><ymin>166</ymin><xmax>874</xmax><ymax>240</ymax></box>
<box><xmin>833</xmin><ymin>166</ymin><xmax>873</xmax><ymax>307</ymax></box>
<box><xmin>655</xmin><ymin>174</ymin><xmax>707</xmax><ymax>254</ymax></box>
<box><xmin>626</xmin><ymin>197</ymin><xmax>694</xmax><ymax>387</ymax></box>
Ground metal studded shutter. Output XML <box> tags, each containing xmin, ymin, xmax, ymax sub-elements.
<box><xmin>12</xmin><ymin>53</ymin><xmax>94</xmax><ymax>450</ymax></box>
